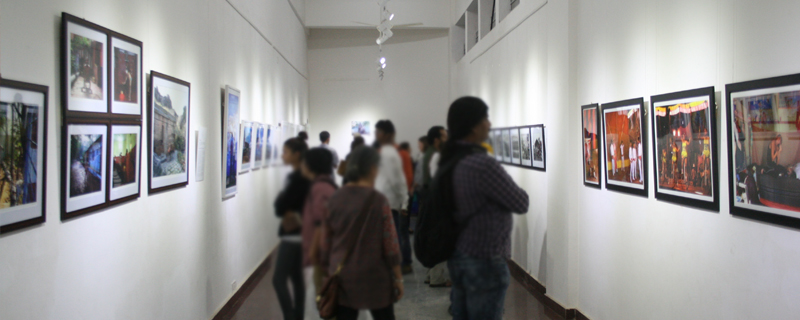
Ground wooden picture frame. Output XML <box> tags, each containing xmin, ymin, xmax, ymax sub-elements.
<box><xmin>62</xmin><ymin>13</ymin><xmax>110</xmax><ymax>117</ymax></box>
<box><xmin>147</xmin><ymin>71</ymin><xmax>191</xmax><ymax>194</ymax></box>
<box><xmin>62</xmin><ymin>120</ymin><xmax>109</xmax><ymax>220</ymax></box>
<box><xmin>107</xmin><ymin>122</ymin><xmax>142</xmax><ymax>206</ymax></box>
<box><xmin>581</xmin><ymin>104</ymin><xmax>602</xmax><ymax>188</ymax></box>
<box><xmin>602</xmin><ymin>98</ymin><xmax>648</xmax><ymax>197</ymax></box>
<box><xmin>108</xmin><ymin>31</ymin><xmax>143</xmax><ymax>117</ymax></box>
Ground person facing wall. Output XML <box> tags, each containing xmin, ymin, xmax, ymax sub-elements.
<box><xmin>318</xmin><ymin>131</ymin><xmax>340</xmax><ymax>169</ymax></box>
<box><xmin>300</xmin><ymin>147</ymin><xmax>338</xmax><ymax>294</ymax></box>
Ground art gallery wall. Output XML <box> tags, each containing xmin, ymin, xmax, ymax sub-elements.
<box><xmin>0</xmin><ymin>0</ymin><xmax>308</xmax><ymax>319</ymax></box>
<box><xmin>307</xmin><ymin>28</ymin><xmax>450</xmax><ymax>160</ymax></box>
<box><xmin>453</xmin><ymin>0</ymin><xmax>800</xmax><ymax>318</ymax></box>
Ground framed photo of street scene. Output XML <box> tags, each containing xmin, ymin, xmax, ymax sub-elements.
<box><xmin>108</xmin><ymin>123</ymin><xmax>141</xmax><ymax>204</ymax></box>
<box><xmin>727</xmin><ymin>73</ymin><xmax>800</xmax><ymax>229</ymax></box>
<box><xmin>651</xmin><ymin>87</ymin><xmax>718</xmax><ymax>211</ymax></box>
<box><xmin>147</xmin><ymin>71</ymin><xmax>190</xmax><ymax>194</ymax></box>
<box><xmin>582</xmin><ymin>104</ymin><xmax>601</xmax><ymax>188</ymax></box>
<box><xmin>0</xmin><ymin>79</ymin><xmax>49</xmax><ymax>234</ymax></box>
<box><xmin>602</xmin><ymin>98</ymin><xmax>647</xmax><ymax>197</ymax></box>
<box><xmin>62</xmin><ymin>121</ymin><xmax>108</xmax><ymax>219</ymax></box>
<box><xmin>223</xmin><ymin>86</ymin><xmax>240</xmax><ymax>198</ymax></box>
<box><xmin>109</xmin><ymin>32</ymin><xmax>142</xmax><ymax>116</ymax></box>
<box><xmin>62</xmin><ymin>13</ymin><xmax>109</xmax><ymax>115</ymax></box>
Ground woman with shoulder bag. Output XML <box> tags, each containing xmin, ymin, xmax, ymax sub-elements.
<box><xmin>318</xmin><ymin>146</ymin><xmax>404</xmax><ymax>320</ymax></box>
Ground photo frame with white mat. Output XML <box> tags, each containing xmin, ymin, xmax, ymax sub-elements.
<box><xmin>62</xmin><ymin>121</ymin><xmax>108</xmax><ymax>220</ymax></box>
<box><xmin>530</xmin><ymin>124</ymin><xmax>546</xmax><ymax>171</ymax></box>
<box><xmin>602</xmin><ymin>98</ymin><xmax>647</xmax><ymax>197</ymax></box>
<box><xmin>240</xmin><ymin>121</ymin><xmax>253</xmax><ymax>173</ymax></box>
<box><xmin>108</xmin><ymin>123</ymin><xmax>141</xmax><ymax>204</ymax></box>
<box><xmin>223</xmin><ymin>86</ymin><xmax>240</xmax><ymax>198</ymax></box>
<box><xmin>147</xmin><ymin>71</ymin><xmax>190</xmax><ymax>194</ymax></box>
<box><xmin>109</xmin><ymin>31</ymin><xmax>142</xmax><ymax>116</ymax></box>
<box><xmin>62</xmin><ymin>13</ymin><xmax>108</xmax><ymax>115</ymax></box>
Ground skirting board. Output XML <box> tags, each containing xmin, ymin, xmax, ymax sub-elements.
<box><xmin>212</xmin><ymin>246</ymin><xmax>277</xmax><ymax>320</ymax></box>
<box><xmin>507</xmin><ymin>259</ymin><xmax>592</xmax><ymax>320</ymax></box>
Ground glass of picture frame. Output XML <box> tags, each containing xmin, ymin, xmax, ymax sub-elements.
<box><xmin>727</xmin><ymin>73</ymin><xmax>800</xmax><ymax>228</ymax></box>
<box><xmin>253</xmin><ymin>122</ymin><xmax>264</xmax><ymax>169</ymax></box>
<box><xmin>520</xmin><ymin>127</ymin><xmax>533</xmax><ymax>167</ymax></box>
<box><xmin>223</xmin><ymin>86</ymin><xmax>241</xmax><ymax>198</ymax></box>
<box><xmin>650</xmin><ymin>87</ymin><xmax>718</xmax><ymax>211</ymax></box>
<box><xmin>147</xmin><ymin>71</ymin><xmax>191</xmax><ymax>194</ymax></box>
<box><xmin>0</xmin><ymin>79</ymin><xmax>49</xmax><ymax>233</ymax></box>
<box><xmin>581</xmin><ymin>104</ymin><xmax>601</xmax><ymax>187</ymax></box>
<box><xmin>602</xmin><ymin>98</ymin><xmax>647</xmax><ymax>197</ymax></box>
<box><xmin>109</xmin><ymin>32</ymin><xmax>143</xmax><ymax>116</ymax></box>
<box><xmin>510</xmin><ymin>129</ymin><xmax>522</xmax><ymax>165</ymax></box>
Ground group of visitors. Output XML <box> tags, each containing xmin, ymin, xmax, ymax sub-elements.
<box><xmin>272</xmin><ymin>96</ymin><xmax>530</xmax><ymax>320</ymax></box>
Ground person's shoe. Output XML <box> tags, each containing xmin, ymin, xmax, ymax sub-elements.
<box><xmin>401</xmin><ymin>265</ymin><xmax>413</xmax><ymax>275</ymax></box>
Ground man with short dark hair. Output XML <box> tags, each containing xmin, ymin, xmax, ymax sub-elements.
<box><xmin>318</xmin><ymin>131</ymin><xmax>339</xmax><ymax>169</ymax></box>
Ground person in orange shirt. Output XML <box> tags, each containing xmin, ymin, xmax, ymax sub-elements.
<box><xmin>396</xmin><ymin>141</ymin><xmax>414</xmax><ymax>274</ymax></box>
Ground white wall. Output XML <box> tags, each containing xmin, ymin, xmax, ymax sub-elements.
<box><xmin>308</xmin><ymin>28</ymin><xmax>450</xmax><ymax>159</ymax></box>
<box><xmin>0</xmin><ymin>0</ymin><xmax>308</xmax><ymax>319</ymax></box>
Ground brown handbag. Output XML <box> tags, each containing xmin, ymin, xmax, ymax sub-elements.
<box><xmin>316</xmin><ymin>192</ymin><xmax>377</xmax><ymax>319</ymax></box>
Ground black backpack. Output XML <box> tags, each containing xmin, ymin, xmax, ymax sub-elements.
<box><xmin>413</xmin><ymin>146</ymin><xmax>483</xmax><ymax>268</ymax></box>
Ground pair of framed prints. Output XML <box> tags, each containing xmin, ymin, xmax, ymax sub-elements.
<box><xmin>61</xmin><ymin>13</ymin><xmax>191</xmax><ymax>220</ymax></box>
<box><xmin>239</xmin><ymin>121</ymin><xmax>275</xmax><ymax>172</ymax></box>
<box><xmin>489</xmin><ymin>125</ymin><xmax>546</xmax><ymax>171</ymax></box>
<box><xmin>581</xmin><ymin>89</ymin><xmax>717</xmax><ymax>210</ymax></box>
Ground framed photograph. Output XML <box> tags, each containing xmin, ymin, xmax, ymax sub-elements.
<box><xmin>351</xmin><ymin>121</ymin><xmax>370</xmax><ymax>136</ymax></box>
<box><xmin>223</xmin><ymin>86</ymin><xmax>240</xmax><ymax>198</ymax></box>
<box><xmin>63</xmin><ymin>122</ymin><xmax>108</xmax><ymax>219</ymax></box>
<box><xmin>240</xmin><ymin>121</ymin><xmax>253</xmax><ymax>172</ymax></box>
<box><xmin>602</xmin><ymin>98</ymin><xmax>647</xmax><ymax>197</ymax></box>
<box><xmin>108</xmin><ymin>124</ymin><xmax>141</xmax><ymax>203</ymax></box>
<box><xmin>531</xmin><ymin>125</ymin><xmax>546</xmax><ymax>171</ymax></box>
<box><xmin>253</xmin><ymin>122</ymin><xmax>264</xmax><ymax>168</ymax></box>
<box><xmin>727</xmin><ymin>73</ymin><xmax>800</xmax><ymax>228</ymax></box>
<box><xmin>147</xmin><ymin>71</ymin><xmax>190</xmax><ymax>194</ymax></box>
<box><xmin>109</xmin><ymin>33</ymin><xmax>142</xmax><ymax>116</ymax></box>
<box><xmin>492</xmin><ymin>130</ymin><xmax>503</xmax><ymax>161</ymax></box>
<box><xmin>502</xmin><ymin>129</ymin><xmax>512</xmax><ymax>163</ymax></box>
<box><xmin>520</xmin><ymin>127</ymin><xmax>533</xmax><ymax>167</ymax></box>
<box><xmin>582</xmin><ymin>104</ymin><xmax>601</xmax><ymax>187</ymax></box>
<box><xmin>651</xmin><ymin>87</ymin><xmax>718</xmax><ymax>211</ymax></box>
<box><xmin>264</xmin><ymin>124</ymin><xmax>273</xmax><ymax>167</ymax></box>
<box><xmin>510</xmin><ymin>129</ymin><xmax>521</xmax><ymax>165</ymax></box>
<box><xmin>0</xmin><ymin>79</ymin><xmax>48</xmax><ymax>233</ymax></box>
<box><xmin>62</xmin><ymin>13</ymin><xmax>109</xmax><ymax>115</ymax></box>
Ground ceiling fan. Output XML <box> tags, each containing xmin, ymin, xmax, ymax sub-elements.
<box><xmin>353</xmin><ymin>0</ymin><xmax>423</xmax><ymax>79</ymax></box>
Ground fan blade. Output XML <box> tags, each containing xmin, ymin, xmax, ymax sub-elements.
<box><xmin>393</xmin><ymin>23</ymin><xmax>424</xmax><ymax>27</ymax></box>
<box><xmin>351</xmin><ymin>21</ymin><xmax>378</xmax><ymax>26</ymax></box>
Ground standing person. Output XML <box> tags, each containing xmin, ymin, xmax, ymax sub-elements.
<box><xmin>422</xmin><ymin>126</ymin><xmax>451</xmax><ymax>288</ymax></box>
<box><xmin>318</xmin><ymin>131</ymin><xmax>340</xmax><ymax>170</ymax></box>
<box><xmin>443</xmin><ymin>97</ymin><xmax>529</xmax><ymax>320</ymax></box>
<box><xmin>397</xmin><ymin>141</ymin><xmax>415</xmax><ymax>274</ymax></box>
<box><xmin>320</xmin><ymin>146</ymin><xmax>404</xmax><ymax>320</ymax></box>
<box><xmin>300</xmin><ymin>148</ymin><xmax>338</xmax><ymax>294</ymax></box>
<box><xmin>339</xmin><ymin>136</ymin><xmax>366</xmax><ymax>184</ymax></box>
<box><xmin>373</xmin><ymin>120</ymin><xmax>411</xmax><ymax>276</ymax></box>
<box><xmin>298</xmin><ymin>131</ymin><xmax>309</xmax><ymax>142</ymax></box>
<box><xmin>273</xmin><ymin>138</ymin><xmax>310</xmax><ymax>320</ymax></box>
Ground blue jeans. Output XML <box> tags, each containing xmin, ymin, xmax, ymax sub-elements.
<box><xmin>392</xmin><ymin>210</ymin><xmax>412</xmax><ymax>266</ymax></box>
<box><xmin>448</xmin><ymin>251</ymin><xmax>509</xmax><ymax>320</ymax></box>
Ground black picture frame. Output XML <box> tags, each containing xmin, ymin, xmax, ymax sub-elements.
<box><xmin>601</xmin><ymin>98</ymin><xmax>648</xmax><ymax>197</ymax></box>
<box><xmin>726</xmin><ymin>73</ymin><xmax>800</xmax><ymax>229</ymax></box>
<box><xmin>581</xmin><ymin>104</ymin><xmax>602</xmax><ymax>188</ymax></box>
<box><xmin>108</xmin><ymin>30</ymin><xmax>143</xmax><ymax>117</ymax></box>
<box><xmin>0</xmin><ymin>79</ymin><xmax>49</xmax><ymax>234</ymax></box>
<box><xmin>494</xmin><ymin>125</ymin><xmax>546</xmax><ymax>171</ymax></box>
<box><xmin>61</xmin><ymin>120</ymin><xmax>110</xmax><ymax>220</ymax></box>
<box><xmin>61</xmin><ymin>12</ymin><xmax>110</xmax><ymax>117</ymax></box>
<box><xmin>530</xmin><ymin>124</ymin><xmax>546</xmax><ymax>172</ymax></box>
<box><xmin>650</xmin><ymin>87</ymin><xmax>718</xmax><ymax>211</ymax></box>
<box><xmin>106</xmin><ymin>121</ymin><xmax>142</xmax><ymax>207</ymax></box>
<box><xmin>147</xmin><ymin>71</ymin><xmax>191</xmax><ymax>195</ymax></box>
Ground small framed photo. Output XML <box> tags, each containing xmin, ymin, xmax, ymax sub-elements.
<box><xmin>108</xmin><ymin>123</ymin><xmax>141</xmax><ymax>204</ymax></box>
<box><xmin>520</xmin><ymin>127</ymin><xmax>533</xmax><ymax>167</ymax></box>
<box><xmin>727</xmin><ymin>73</ymin><xmax>800</xmax><ymax>228</ymax></box>
<box><xmin>502</xmin><ymin>129</ymin><xmax>512</xmax><ymax>163</ymax></box>
<box><xmin>63</xmin><ymin>121</ymin><xmax>108</xmax><ymax>219</ymax></box>
<box><xmin>223</xmin><ymin>86</ymin><xmax>240</xmax><ymax>198</ymax></box>
<box><xmin>602</xmin><ymin>98</ymin><xmax>647</xmax><ymax>197</ymax></box>
<box><xmin>651</xmin><ymin>87</ymin><xmax>717</xmax><ymax>211</ymax></box>
<box><xmin>109</xmin><ymin>32</ymin><xmax>143</xmax><ymax>116</ymax></box>
<box><xmin>510</xmin><ymin>129</ymin><xmax>522</xmax><ymax>165</ymax></box>
<box><xmin>240</xmin><ymin>121</ymin><xmax>253</xmax><ymax>173</ymax></box>
<box><xmin>264</xmin><ymin>124</ymin><xmax>274</xmax><ymax>167</ymax></box>
<box><xmin>62</xmin><ymin>13</ymin><xmax>109</xmax><ymax>115</ymax></box>
<box><xmin>0</xmin><ymin>79</ymin><xmax>49</xmax><ymax>233</ymax></box>
<box><xmin>253</xmin><ymin>122</ymin><xmax>265</xmax><ymax>169</ymax></box>
<box><xmin>531</xmin><ymin>125</ymin><xmax>546</xmax><ymax>171</ymax></box>
<box><xmin>492</xmin><ymin>130</ymin><xmax>503</xmax><ymax>162</ymax></box>
<box><xmin>147</xmin><ymin>71</ymin><xmax>190</xmax><ymax>194</ymax></box>
<box><xmin>582</xmin><ymin>104</ymin><xmax>601</xmax><ymax>187</ymax></box>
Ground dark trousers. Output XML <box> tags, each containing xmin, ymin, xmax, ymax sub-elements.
<box><xmin>392</xmin><ymin>210</ymin><xmax>412</xmax><ymax>266</ymax></box>
<box><xmin>448</xmin><ymin>251</ymin><xmax>509</xmax><ymax>320</ymax></box>
<box><xmin>336</xmin><ymin>305</ymin><xmax>395</xmax><ymax>320</ymax></box>
<box><xmin>272</xmin><ymin>241</ymin><xmax>305</xmax><ymax>320</ymax></box>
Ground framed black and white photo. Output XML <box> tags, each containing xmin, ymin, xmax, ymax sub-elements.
<box><xmin>63</xmin><ymin>122</ymin><xmax>108</xmax><ymax>219</ymax></box>
<box><xmin>582</xmin><ymin>104</ymin><xmax>601</xmax><ymax>188</ymax></box>
<box><xmin>727</xmin><ymin>73</ymin><xmax>800</xmax><ymax>228</ymax></box>
<box><xmin>510</xmin><ymin>129</ymin><xmax>521</xmax><ymax>165</ymax></box>
<box><xmin>520</xmin><ymin>127</ymin><xmax>533</xmax><ymax>167</ymax></box>
<box><xmin>492</xmin><ymin>130</ymin><xmax>503</xmax><ymax>162</ymax></box>
<box><xmin>0</xmin><ymin>79</ymin><xmax>48</xmax><ymax>233</ymax></box>
<box><xmin>651</xmin><ymin>87</ymin><xmax>718</xmax><ymax>211</ymax></box>
<box><xmin>148</xmin><ymin>71</ymin><xmax>190</xmax><ymax>194</ymax></box>
<box><xmin>602</xmin><ymin>98</ymin><xmax>647</xmax><ymax>197</ymax></box>
<box><xmin>502</xmin><ymin>129</ymin><xmax>512</xmax><ymax>163</ymax></box>
<box><xmin>108</xmin><ymin>123</ymin><xmax>141</xmax><ymax>204</ymax></box>
<box><xmin>531</xmin><ymin>125</ymin><xmax>546</xmax><ymax>171</ymax></box>
<box><xmin>109</xmin><ymin>33</ymin><xmax>142</xmax><ymax>116</ymax></box>
<box><xmin>62</xmin><ymin>13</ymin><xmax>108</xmax><ymax>115</ymax></box>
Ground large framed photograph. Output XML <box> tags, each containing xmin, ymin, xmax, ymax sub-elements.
<box><xmin>602</xmin><ymin>98</ymin><xmax>647</xmax><ymax>197</ymax></box>
<box><xmin>109</xmin><ymin>123</ymin><xmax>141</xmax><ymax>204</ymax></box>
<box><xmin>502</xmin><ymin>129</ymin><xmax>512</xmax><ymax>163</ymax></box>
<box><xmin>62</xmin><ymin>13</ymin><xmax>109</xmax><ymax>115</ymax></box>
<box><xmin>531</xmin><ymin>124</ymin><xmax>546</xmax><ymax>171</ymax></box>
<box><xmin>651</xmin><ymin>87</ymin><xmax>718</xmax><ymax>211</ymax></box>
<box><xmin>253</xmin><ymin>123</ymin><xmax>264</xmax><ymax>169</ymax></box>
<box><xmin>223</xmin><ymin>86</ymin><xmax>240</xmax><ymax>198</ymax></box>
<box><xmin>727</xmin><ymin>73</ymin><xmax>800</xmax><ymax>228</ymax></box>
<box><xmin>109</xmin><ymin>32</ymin><xmax>142</xmax><ymax>116</ymax></box>
<box><xmin>520</xmin><ymin>127</ymin><xmax>533</xmax><ymax>167</ymax></box>
<box><xmin>240</xmin><ymin>121</ymin><xmax>253</xmax><ymax>173</ymax></box>
<box><xmin>147</xmin><ymin>71</ymin><xmax>190</xmax><ymax>194</ymax></box>
<box><xmin>63</xmin><ymin>122</ymin><xmax>108</xmax><ymax>219</ymax></box>
<box><xmin>351</xmin><ymin>121</ymin><xmax>370</xmax><ymax>136</ymax></box>
<box><xmin>510</xmin><ymin>129</ymin><xmax>521</xmax><ymax>165</ymax></box>
<box><xmin>582</xmin><ymin>104</ymin><xmax>601</xmax><ymax>188</ymax></box>
<box><xmin>0</xmin><ymin>79</ymin><xmax>48</xmax><ymax>233</ymax></box>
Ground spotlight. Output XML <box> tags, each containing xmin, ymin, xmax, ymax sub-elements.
<box><xmin>390</xmin><ymin>13</ymin><xmax>394</xmax><ymax>20</ymax></box>
<box><xmin>380</xmin><ymin>57</ymin><xmax>386</xmax><ymax>64</ymax></box>
<box><xmin>382</xmin><ymin>63</ymin><xmax>387</xmax><ymax>69</ymax></box>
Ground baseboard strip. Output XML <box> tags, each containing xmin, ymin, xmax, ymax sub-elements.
<box><xmin>212</xmin><ymin>248</ymin><xmax>277</xmax><ymax>320</ymax></box>
<box><xmin>506</xmin><ymin>259</ymin><xmax>592</xmax><ymax>320</ymax></box>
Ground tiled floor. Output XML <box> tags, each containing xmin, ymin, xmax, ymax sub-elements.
<box><xmin>231</xmin><ymin>254</ymin><xmax>561</xmax><ymax>320</ymax></box>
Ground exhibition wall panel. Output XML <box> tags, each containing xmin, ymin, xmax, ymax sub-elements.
<box><xmin>0</xmin><ymin>0</ymin><xmax>308</xmax><ymax>319</ymax></box>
